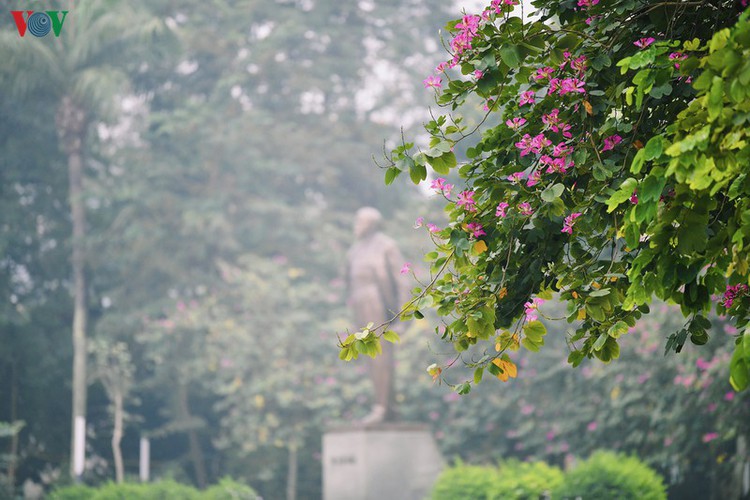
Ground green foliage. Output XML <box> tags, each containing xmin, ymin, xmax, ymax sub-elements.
<box><xmin>553</xmin><ymin>451</ymin><xmax>667</xmax><ymax>500</ymax></box>
<box><xmin>376</xmin><ymin>0</ymin><xmax>750</xmax><ymax>394</ymax></box>
<box><xmin>431</xmin><ymin>463</ymin><xmax>500</xmax><ymax>500</ymax></box>
<box><xmin>494</xmin><ymin>460</ymin><xmax>564</xmax><ymax>500</ymax></box>
<box><xmin>50</xmin><ymin>478</ymin><xmax>258</xmax><ymax>500</ymax></box>
<box><xmin>431</xmin><ymin>459</ymin><xmax>567</xmax><ymax>500</ymax></box>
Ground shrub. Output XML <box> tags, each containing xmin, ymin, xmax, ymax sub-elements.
<box><xmin>553</xmin><ymin>451</ymin><xmax>667</xmax><ymax>500</ymax></box>
<box><xmin>495</xmin><ymin>460</ymin><xmax>564</xmax><ymax>500</ymax></box>
<box><xmin>202</xmin><ymin>476</ymin><xmax>259</xmax><ymax>499</ymax></box>
<box><xmin>431</xmin><ymin>463</ymin><xmax>500</xmax><ymax>500</ymax></box>
<box><xmin>50</xmin><ymin>478</ymin><xmax>258</xmax><ymax>499</ymax></box>
<box><xmin>47</xmin><ymin>484</ymin><xmax>97</xmax><ymax>500</ymax></box>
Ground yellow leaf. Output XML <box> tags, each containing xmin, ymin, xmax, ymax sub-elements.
<box><xmin>498</xmin><ymin>287</ymin><xmax>508</xmax><ymax>300</ymax></box>
<box><xmin>473</xmin><ymin>240</ymin><xmax>488</xmax><ymax>254</ymax></box>
<box><xmin>495</xmin><ymin>342</ymin><xmax>502</xmax><ymax>352</ymax></box>
<box><xmin>583</xmin><ymin>100</ymin><xmax>593</xmax><ymax>115</ymax></box>
<box><xmin>572</xmin><ymin>291</ymin><xmax>579</xmax><ymax>299</ymax></box>
<box><xmin>492</xmin><ymin>358</ymin><xmax>518</xmax><ymax>382</ymax></box>
<box><xmin>577</xmin><ymin>309</ymin><xmax>587</xmax><ymax>320</ymax></box>
<box><xmin>592</xmin><ymin>281</ymin><xmax>602</xmax><ymax>289</ymax></box>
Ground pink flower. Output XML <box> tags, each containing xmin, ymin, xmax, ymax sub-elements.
<box><xmin>519</xmin><ymin>90</ymin><xmax>536</xmax><ymax>106</ymax></box>
<box><xmin>707</xmin><ymin>403</ymin><xmax>718</xmax><ymax>412</ymax></box>
<box><xmin>526</xmin><ymin>169</ymin><xmax>542</xmax><ymax>187</ymax></box>
<box><xmin>532</xmin><ymin>133</ymin><xmax>552</xmax><ymax>151</ymax></box>
<box><xmin>722</xmin><ymin>284</ymin><xmax>748</xmax><ymax>308</ymax></box>
<box><xmin>506</xmin><ymin>117</ymin><xmax>527</xmax><ymax>130</ymax></box>
<box><xmin>669</xmin><ymin>52</ymin><xmax>688</xmax><ymax>69</ymax></box>
<box><xmin>562</xmin><ymin>212</ymin><xmax>582</xmax><ymax>234</ymax></box>
<box><xmin>456</xmin><ymin>190</ymin><xmax>477</xmax><ymax>212</ymax></box>
<box><xmin>630</xmin><ymin>191</ymin><xmax>638</xmax><ymax>204</ymax></box>
<box><xmin>515</xmin><ymin>134</ymin><xmax>535</xmax><ymax>156</ymax></box>
<box><xmin>572</xmin><ymin>55</ymin><xmax>588</xmax><ymax>74</ymax></box>
<box><xmin>430</xmin><ymin>177</ymin><xmax>453</xmax><ymax>197</ymax></box>
<box><xmin>542</xmin><ymin>109</ymin><xmax>561</xmax><ymax>129</ymax></box>
<box><xmin>519</xmin><ymin>202</ymin><xmax>534</xmax><ymax>216</ymax></box>
<box><xmin>725</xmin><ymin>391</ymin><xmax>735</xmax><ymax>402</ymax></box>
<box><xmin>548</xmin><ymin>78</ymin><xmax>561</xmax><ymax>93</ymax></box>
<box><xmin>423</xmin><ymin>75</ymin><xmax>442</xmax><ymax>89</ymax></box>
<box><xmin>558</xmin><ymin>78</ymin><xmax>586</xmax><ymax>95</ymax></box>
<box><xmin>496</xmin><ymin>202</ymin><xmax>510</xmax><ymax>218</ymax></box>
<box><xmin>534</xmin><ymin>66</ymin><xmax>555</xmax><ymax>81</ymax></box>
<box><xmin>601</xmin><ymin>134</ymin><xmax>623</xmax><ymax>152</ymax></box>
<box><xmin>524</xmin><ymin>297</ymin><xmax>544</xmax><ymax>321</ymax></box>
<box><xmin>559</xmin><ymin>123</ymin><xmax>573</xmax><ymax>138</ymax></box>
<box><xmin>702</xmin><ymin>432</ymin><xmax>719</xmax><ymax>443</ymax></box>
<box><xmin>553</xmin><ymin>142</ymin><xmax>572</xmax><ymax>158</ymax></box>
<box><xmin>474</xmin><ymin>70</ymin><xmax>484</xmax><ymax>80</ymax></box>
<box><xmin>427</xmin><ymin>223</ymin><xmax>441</xmax><ymax>233</ymax></box>
<box><xmin>400</xmin><ymin>262</ymin><xmax>411</xmax><ymax>275</ymax></box>
<box><xmin>587</xmin><ymin>421</ymin><xmax>598</xmax><ymax>432</ymax></box>
<box><xmin>508</xmin><ymin>172</ymin><xmax>526</xmax><ymax>183</ymax></box>
<box><xmin>466</xmin><ymin>222</ymin><xmax>486</xmax><ymax>238</ymax></box>
<box><xmin>634</xmin><ymin>37</ymin><xmax>656</xmax><ymax>48</ymax></box>
<box><xmin>414</xmin><ymin>217</ymin><xmax>424</xmax><ymax>228</ymax></box>
<box><xmin>435</xmin><ymin>62</ymin><xmax>449</xmax><ymax>73</ymax></box>
<box><xmin>577</xmin><ymin>0</ymin><xmax>599</xmax><ymax>7</ymax></box>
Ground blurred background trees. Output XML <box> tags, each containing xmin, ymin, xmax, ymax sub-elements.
<box><xmin>0</xmin><ymin>1</ymin><xmax>748</xmax><ymax>499</ymax></box>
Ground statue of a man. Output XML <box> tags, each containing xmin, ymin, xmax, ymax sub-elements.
<box><xmin>346</xmin><ymin>207</ymin><xmax>408</xmax><ymax>424</ymax></box>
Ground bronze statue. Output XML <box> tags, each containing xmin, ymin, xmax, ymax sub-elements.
<box><xmin>345</xmin><ymin>207</ymin><xmax>408</xmax><ymax>424</ymax></box>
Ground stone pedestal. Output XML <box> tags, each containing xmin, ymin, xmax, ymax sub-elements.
<box><xmin>323</xmin><ymin>423</ymin><xmax>444</xmax><ymax>500</ymax></box>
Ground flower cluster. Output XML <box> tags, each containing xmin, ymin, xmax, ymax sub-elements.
<box><xmin>722</xmin><ymin>283</ymin><xmax>749</xmax><ymax>308</ymax></box>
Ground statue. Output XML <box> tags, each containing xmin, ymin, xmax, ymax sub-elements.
<box><xmin>345</xmin><ymin>207</ymin><xmax>409</xmax><ymax>424</ymax></box>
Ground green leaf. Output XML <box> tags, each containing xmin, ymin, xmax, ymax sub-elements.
<box><xmin>708</xmin><ymin>76</ymin><xmax>724</xmax><ymax>121</ymax></box>
<box><xmin>409</xmin><ymin>163</ymin><xmax>427</xmax><ymax>184</ymax></box>
<box><xmin>382</xmin><ymin>330</ymin><xmax>401</xmax><ymax>343</ymax></box>
<box><xmin>729</xmin><ymin>332</ymin><xmax>750</xmax><ymax>391</ymax></box>
<box><xmin>385</xmin><ymin>167</ymin><xmax>401</xmax><ymax>185</ymax></box>
<box><xmin>429</xmin><ymin>151</ymin><xmax>457</xmax><ymax>175</ymax></box>
<box><xmin>499</xmin><ymin>44</ymin><xmax>521</xmax><ymax>68</ymax></box>
<box><xmin>606</xmin><ymin>178</ymin><xmax>638</xmax><ymax>212</ymax></box>
<box><xmin>643</xmin><ymin>136</ymin><xmax>663</xmax><ymax>160</ymax></box>
<box><xmin>523</xmin><ymin>320</ymin><xmax>547</xmax><ymax>342</ymax></box>
<box><xmin>592</xmin><ymin>333</ymin><xmax>608</xmax><ymax>351</ymax></box>
<box><xmin>473</xmin><ymin>367</ymin><xmax>484</xmax><ymax>384</ymax></box>
<box><xmin>607</xmin><ymin>321</ymin><xmax>629</xmax><ymax>339</ymax></box>
<box><xmin>541</xmin><ymin>183</ymin><xmax>565</xmax><ymax>202</ymax></box>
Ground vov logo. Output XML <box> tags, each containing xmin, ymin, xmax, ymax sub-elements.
<box><xmin>11</xmin><ymin>10</ymin><xmax>69</xmax><ymax>37</ymax></box>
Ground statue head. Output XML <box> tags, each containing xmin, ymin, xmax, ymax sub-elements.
<box><xmin>354</xmin><ymin>207</ymin><xmax>382</xmax><ymax>239</ymax></box>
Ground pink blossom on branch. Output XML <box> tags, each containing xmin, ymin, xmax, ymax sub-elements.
<box><xmin>456</xmin><ymin>190</ymin><xmax>477</xmax><ymax>212</ymax></box>
<box><xmin>634</xmin><ymin>37</ymin><xmax>656</xmax><ymax>48</ymax></box>
<box><xmin>601</xmin><ymin>134</ymin><xmax>623</xmax><ymax>152</ymax></box>
<box><xmin>423</xmin><ymin>75</ymin><xmax>442</xmax><ymax>89</ymax></box>
<box><xmin>562</xmin><ymin>212</ymin><xmax>583</xmax><ymax>234</ymax></box>
<box><xmin>466</xmin><ymin>222</ymin><xmax>486</xmax><ymax>238</ymax></box>
<box><xmin>506</xmin><ymin>117</ymin><xmax>527</xmax><ymax>130</ymax></box>
<box><xmin>496</xmin><ymin>202</ymin><xmax>510</xmax><ymax>218</ymax></box>
<box><xmin>519</xmin><ymin>202</ymin><xmax>534</xmax><ymax>216</ymax></box>
<box><xmin>430</xmin><ymin>177</ymin><xmax>454</xmax><ymax>197</ymax></box>
<box><xmin>558</xmin><ymin>78</ymin><xmax>586</xmax><ymax>95</ymax></box>
<box><xmin>519</xmin><ymin>90</ymin><xmax>536</xmax><ymax>106</ymax></box>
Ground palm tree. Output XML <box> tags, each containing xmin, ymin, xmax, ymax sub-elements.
<box><xmin>0</xmin><ymin>0</ymin><xmax>166</xmax><ymax>479</ymax></box>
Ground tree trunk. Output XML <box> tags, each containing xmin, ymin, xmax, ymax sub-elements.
<box><xmin>112</xmin><ymin>389</ymin><xmax>124</xmax><ymax>483</ymax></box>
<box><xmin>286</xmin><ymin>439</ymin><xmax>298</xmax><ymax>500</ymax></box>
<box><xmin>57</xmin><ymin>95</ymin><xmax>88</xmax><ymax>480</ymax></box>
<box><xmin>177</xmin><ymin>383</ymin><xmax>207</xmax><ymax>488</ymax></box>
